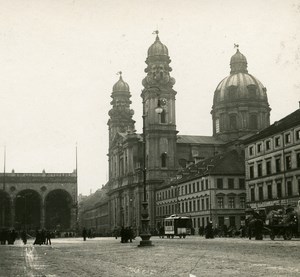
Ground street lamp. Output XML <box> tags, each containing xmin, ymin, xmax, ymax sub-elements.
<box><xmin>139</xmin><ymin>87</ymin><xmax>161</xmax><ymax>247</ymax></box>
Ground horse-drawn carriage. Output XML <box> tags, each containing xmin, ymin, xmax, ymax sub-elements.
<box><xmin>245</xmin><ymin>200</ymin><xmax>300</xmax><ymax>240</ymax></box>
<box><xmin>265</xmin><ymin>206</ymin><xmax>298</xmax><ymax>240</ymax></box>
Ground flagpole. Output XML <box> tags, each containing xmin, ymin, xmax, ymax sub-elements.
<box><xmin>75</xmin><ymin>143</ymin><xmax>78</xmax><ymax>233</ymax></box>
<box><xmin>3</xmin><ymin>146</ymin><xmax>6</xmax><ymax>192</ymax></box>
<box><xmin>1</xmin><ymin>146</ymin><xmax>6</xmax><ymax>227</ymax></box>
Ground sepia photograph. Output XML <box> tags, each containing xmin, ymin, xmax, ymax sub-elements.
<box><xmin>0</xmin><ymin>0</ymin><xmax>300</xmax><ymax>276</ymax></box>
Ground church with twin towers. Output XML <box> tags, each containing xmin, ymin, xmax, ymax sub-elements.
<box><xmin>105</xmin><ymin>31</ymin><xmax>270</xmax><ymax>232</ymax></box>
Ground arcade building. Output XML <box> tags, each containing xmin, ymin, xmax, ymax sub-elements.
<box><xmin>0</xmin><ymin>171</ymin><xmax>77</xmax><ymax>232</ymax></box>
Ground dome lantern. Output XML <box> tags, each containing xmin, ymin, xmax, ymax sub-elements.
<box><xmin>230</xmin><ymin>48</ymin><xmax>248</xmax><ymax>74</ymax></box>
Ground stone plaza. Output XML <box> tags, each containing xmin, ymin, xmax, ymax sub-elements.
<box><xmin>1</xmin><ymin>236</ymin><xmax>300</xmax><ymax>276</ymax></box>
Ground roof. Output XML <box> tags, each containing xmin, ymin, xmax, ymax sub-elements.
<box><xmin>0</xmin><ymin>172</ymin><xmax>77</xmax><ymax>183</ymax></box>
<box><xmin>244</xmin><ymin>108</ymin><xmax>300</xmax><ymax>144</ymax></box>
<box><xmin>177</xmin><ymin>135</ymin><xmax>225</xmax><ymax>145</ymax></box>
<box><xmin>80</xmin><ymin>186</ymin><xmax>109</xmax><ymax>211</ymax></box>
<box><xmin>159</xmin><ymin>150</ymin><xmax>244</xmax><ymax>188</ymax></box>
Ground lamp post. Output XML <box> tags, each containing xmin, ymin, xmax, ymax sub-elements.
<box><xmin>139</xmin><ymin>87</ymin><xmax>161</xmax><ymax>247</ymax></box>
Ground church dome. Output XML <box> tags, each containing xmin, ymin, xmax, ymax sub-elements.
<box><xmin>113</xmin><ymin>74</ymin><xmax>129</xmax><ymax>92</ymax></box>
<box><xmin>147</xmin><ymin>34</ymin><xmax>169</xmax><ymax>57</ymax></box>
<box><xmin>213</xmin><ymin>49</ymin><xmax>268</xmax><ymax>105</ymax></box>
<box><xmin>211</xmin><ymin>47</ymin><xmax>271</xmax><ymax>142</ymax></box>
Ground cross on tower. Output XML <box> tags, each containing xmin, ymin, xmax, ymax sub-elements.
<box><xmin>234</xmin><ymin>43</ymin><xmax>239</xmax><ymax>49</ymax></box>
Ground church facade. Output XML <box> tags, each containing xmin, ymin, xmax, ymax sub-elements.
<box><xmin>105</xmin><ymin>33</ymin><xmax>271</xmax><ymax>233</ymax></box>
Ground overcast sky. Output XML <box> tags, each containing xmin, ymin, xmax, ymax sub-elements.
<box><xmin>0</xmin><ymin>0</ymin><xmax>299</xmax><ymax>195</ymax></box>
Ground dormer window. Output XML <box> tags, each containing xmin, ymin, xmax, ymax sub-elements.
<box><xmin>228</xmin><ymin>86</ymin><xmax>237</xmax><ymax>99</ymax></box>
<box><xmin>247</xmin><ymin>85</ymin><xmax>257</xmax><ymax>98</ymax></box>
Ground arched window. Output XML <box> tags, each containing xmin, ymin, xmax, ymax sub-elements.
<box><xmin>249</xmin><ymin>114</ymin><xmax>258</xmax><ymax>129</ymax></box>
<box><xmin>160</xmin><ymin>109</ymin><xmax>166</xmax><ymax>123</ymax></box>
<box><xmin>229</xmin><ymin>115</ymin><xmax>237</xmax><ymax>130</ymax></box>
<box><xmin>215</xmin><ymin>118</ymin><xmax>220</xmax><ymax>133</ymax></box>
<box><xmin>161</xmin><ymin>152</ymin><xmax>167</xmax><ymax>168</ymax></box>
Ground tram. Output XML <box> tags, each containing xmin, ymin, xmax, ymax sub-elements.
<box><xmin>164</xmin><ymin>215</ymin><xmax>193</xmax><ymax>238</ymax></box>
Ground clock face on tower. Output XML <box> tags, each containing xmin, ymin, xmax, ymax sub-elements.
<box><xmin>160</xmin><ymin>98</ymin><xmax>167</xmax><ymax>106</ymax></box>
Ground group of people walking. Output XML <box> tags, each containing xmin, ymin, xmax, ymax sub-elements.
<box><xmin>112</xmin><ymin>226</ymin><xmax>135</xmax><ymax>243</ymax></box>
<box><xmin>0</xmin><ymin>229</ymin><xmax>18</xmax><ymax>245</ymax></box>
<box><xmin>0</xmin><ymin>228</ymin><xmax>53</xmax><ymax>245</ymax></box>
<box><xmin>33</xmin><ymin>229</ymin><xmax>52</xmax><ymax>245</ymax></box>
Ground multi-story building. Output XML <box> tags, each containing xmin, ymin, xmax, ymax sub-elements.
<box><xmin>156</xmin><ymin>150</ymin><xmax>246</xmax><ymax>232</ymax></box>
<box><xmin>244</xmin><ymin>108</ymin><xmax>300</xmax><ymax>210</ymax></box>
<box><xmin>78</xmin><ymin>186</ymin><xmax>110</xmax><ymax>236</ymax></box>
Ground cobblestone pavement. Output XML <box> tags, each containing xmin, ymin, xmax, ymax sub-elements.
<box><xmin>1</xmin><ymin>236</ymin><xmax>300</xmax><ymax>277</ymax></box>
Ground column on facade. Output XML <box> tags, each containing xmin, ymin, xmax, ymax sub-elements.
<box><xmin>40</xmin><ymin>198</ymin><xmax>45</xmax><ymax>229</ymax></box>
<box><xmin>70</xmin><ymin>202</ymin><xmax>77</xmax><ymax>231</ymax></box>
<box><xmin>10</xmin><ymin>198</ymin><xmax>15</xmax><ymax>229</ymax></box>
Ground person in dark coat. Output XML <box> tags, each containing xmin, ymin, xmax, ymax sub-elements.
<box><xmin>120</xmin><ymin>226</ymin><xmax>125</xmax><ymax>243</ymax></box>
<box><xmin>21</xmin><ymin>230</ymin><xmax>27</xmax><ymax>245</ymax></box>
<box><xmin>205</xmin><ymin>221</ymin><xmax>214</xmax><ymax>239</ymax></box>
<box><xmin>7</xmin><ymin>229</ymin><xmax>17</xmax><ymax>245</ymax></box>
<box><xmin>82</xmin><ymin>227</ymin><xmax>87</xmax><ymax>241</ymax></box>
<box><xmin>46</xmin><ymin>230</ymin><xmax>51</xmax><ymax>245</ymax></box>
<box><xmin>33</xmin><ymin>229</ymin><xmax>42</xmax><ymax>245</ymax></box>
<box><xmin>128</xmin><ymin>226</ymin><xmax>134</xmax><ymax>243</ymax></box>
<box><xmin>41</xmin><ymin>229</ymin><xmax>46</xmax><ymax>245</ymax></box>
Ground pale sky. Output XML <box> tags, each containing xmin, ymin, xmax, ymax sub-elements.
<box><xmin>0</xmin><ymin>0</ymin><xmax>299</xmax><ymax>195</ymax></box>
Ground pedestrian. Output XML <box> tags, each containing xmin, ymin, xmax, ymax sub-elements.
<box><xmin>21</xmin><ymin>230</ymin><xmax>27</xmax><ymax>245</ymax></box>
<box><xmin>41</xmin><ymin>229</ymin><xmax>46</xmax><ymax>245</ymax></box>
<box><xmin>205</xmin><ymin>221</ymin><xmax>214</xmax><ymax>239</ymax></box>
<box><xmin>82</xmin><ymin>227</ymin><xmax>87</xmax><ymax>241</ymax></box>
<box><xmin>159</xmin><ymin>226</ymin><xmax>165</xmax><ymax>238</ymax></box>
<box><xmin>128</xmin><ymin>226</ymin><xmax>134</xmax><ymax>243</ymax></box>
<box><xmin>113</xmin><ymin>226</ymin><xmax>119</xmax><ymax>239</ymax></box>
<box><xmin>7</xmin><ymin>229</ymin><xmax>17</xmax><ymax>245</ymax></box>
<box><xmin>33</xmin><ymin>229</ymin><xmax>42</xmax><ymax>245</ymax></box>
<box><xmin>120</xmin><ymin>226</ymin><xmax>125</xmax><ymax>243</ymax></box>
<box><xmin>46</xmin><ymin>230</ymin><xmax>51</xmax><ymax>245</ymax></box>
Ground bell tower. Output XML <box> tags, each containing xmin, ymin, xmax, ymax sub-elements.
<box><xmin>108</xmin><ymin>72</ymin><xmax>135</xmax><ymax>146</ymax></box>
<box><xmin>141</xmin><ymin>31</ymin><xmax>178</xmax><ymax>181</ymax></box>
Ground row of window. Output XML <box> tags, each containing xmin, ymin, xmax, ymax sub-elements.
<box><xmin>249</xmin><ymin>179</ymin><xmax>300</xmax><ymax>202</ymax></box>
<box><xmin>157</xmin><ymin>197</ymin><xmax>210</xmax><ymax>216</ymax></box>
<box><xmin>157</xmin><ymin>178</ymin><xmax>245</xmax><ymax>201</ymax></box>
<box><xmin>249</xmin><ymin>152</ymin><xmax>300</xmax><ymax>178</ymax></box>
<box><xmin>216</xmin><ymin>196</ymin><xmax>245</xmax><ymax>209</ymax></box>
<box><xmin>217</xmin><ymin>178</ymin><xmax>245</xmax><ymax>189</ymax></box>
<box><xmin>157</xmin><ymin>195</ymin><xmax>245</xmax><ymax>216</ymax></box>
<box><xmin>157</xmin><ymin>179</ymin><xmax>209</xmax><ymax>200</ymax></box>
<box><xmin>249</xmin><ymin>129</ymin><xmax>300</xmax><ymax>156</ymax></box>
<box><xmin>215</xmin><ymin>114</ymin><xmax>258</xmax><ymax>133</ymax></box>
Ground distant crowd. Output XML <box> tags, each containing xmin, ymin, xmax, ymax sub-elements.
<box><xmin>0</xmin><ymin>228</ymin><xmax>78</xmax><ymax>246</ymax></box>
